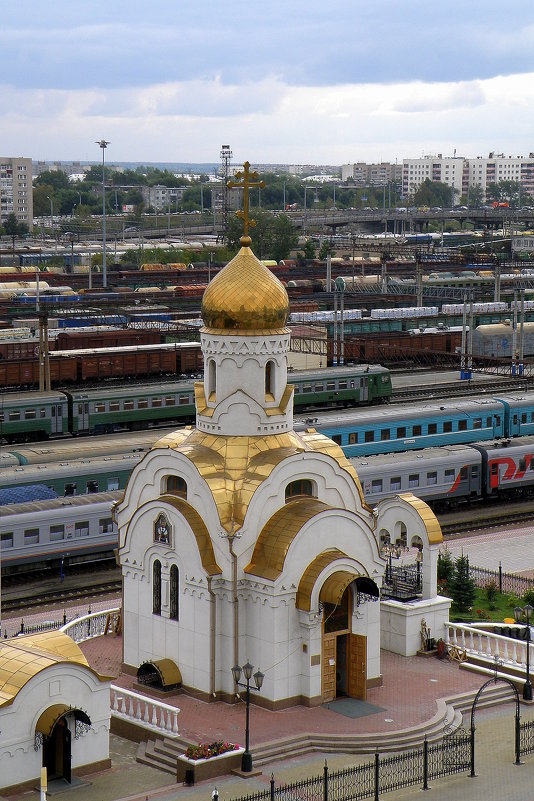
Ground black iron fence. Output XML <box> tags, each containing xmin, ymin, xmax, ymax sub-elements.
<box><xmin>468</xmin><ymin>562</ymin><xmax>534</xmax><ymax>597</ymax></box>
<box><xmin>381</xmin><ymin>562</ymin><xmax>422</xmax><ymax>602</ymax></box>
<box><xmin>230</xmin><ymin>731</ymin><xmax>470</xmax><ymax>801</ymax></box>
<box><xmin>520</xmin><ymin>720</ymin><xmax>534</xmax><ymax>756</ymax></box>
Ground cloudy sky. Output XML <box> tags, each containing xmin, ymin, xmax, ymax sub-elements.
<box><xmin>3</xmin><ymin>1</ymin><xmax>534</xmax><ymax>165</ymax></box>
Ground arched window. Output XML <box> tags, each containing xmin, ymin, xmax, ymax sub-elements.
<box><xmin>170</xmin><ymin>564</ymin><xmax>179</xmax><ymax>620</ymax></box>
<box><xmin>153</xmin><ymin>560</ymin><xmax>161</xmax><ymax>615</ymax></box>
<box><xmin>285</xmin><ymin>479</ymin><xmax>315</xmax><ymax>501</ymax></box>
<box><xmin>165</xmin><ymin>476</ymin><xmax>187</xmax><ymax>498</ymax></box>
<box><xmin>208</xmin><ymin>359</ymin><xmax>216</xmax><ymax>400</ymax></box>
<box><xmin>265</xmin><ymin>360</ymin><xmax>275</xmax><ymax>399</ymax></box>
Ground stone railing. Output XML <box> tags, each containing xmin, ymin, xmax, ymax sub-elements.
<box><xmin>110</xmin><ymin>685</ymin><xmax>180</xmax><ymax>736</ymax></box>
<box><xmin>60</xmin><ymin>607</ymin><xmax>121</xmax><ymax>644</ymax></box>
<box><xmin>446</xmin><ymin>622</ymin><xmax>532</xmax><ymax>667</ymax></box>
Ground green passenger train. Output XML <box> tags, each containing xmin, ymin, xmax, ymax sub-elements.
<box><xmin>0</xmin><ymin>365</ymin><xmax>392</xmax><ymax>443</ymax></box>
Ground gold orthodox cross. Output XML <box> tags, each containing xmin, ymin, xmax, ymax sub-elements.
<box><xmin>227</xmin><ymin>161</ymin><xmax>264</xmax><ymax>242</ymax></box>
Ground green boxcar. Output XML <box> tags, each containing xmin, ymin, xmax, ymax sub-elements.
<box><xmin>0</xmin><ymin>392</ymin><xmax>69</xmax><ymax>442</ymax></box>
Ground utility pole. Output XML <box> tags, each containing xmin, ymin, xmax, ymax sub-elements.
<box><xmin>220</xmin><ymin>145</ymin><xmax>232</xmax><ymax>242</ymax></box>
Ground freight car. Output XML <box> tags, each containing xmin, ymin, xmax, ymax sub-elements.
<box><xmin>0</xmin><ymin>490</ymin><xmax>120</xmax><ymax>574</ymax></box>
<box><xmin>353</xmin><ymin>436</ymin><xmax>534</xmax><ymax>510</ymax></box>
<box><xmin>472</xmin><ymin>322</ymin><xmax>534</xmax><ymax>359</ymax></box>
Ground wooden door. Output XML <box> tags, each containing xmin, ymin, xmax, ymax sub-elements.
<box><xmin>347</xmin><ymin>633</ymin><xmax>367</xmax><ymax>700</ymax></box>
<box><xmin>322</xmin><ymin>633</ymin><xmax>337</xmax><ymax>703</ymax></box>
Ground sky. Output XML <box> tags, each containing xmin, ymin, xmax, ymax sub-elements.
<box><xmin>3</xmin><ymin>1</ymin><xmax>534</xmax><ymax>166</ymax></box>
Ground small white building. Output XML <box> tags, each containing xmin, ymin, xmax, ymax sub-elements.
<box><xmin>117</xmin><ymin>226</ymin><xmax>447</xmax><ymax>710</ymax></box>
<box><xmin>0</xmin><ymin>631</ymin><xmax>110</xmax><ymax>791</ymax></box>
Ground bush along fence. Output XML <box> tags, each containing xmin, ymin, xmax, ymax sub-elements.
<box><xmin>468</xmin><ymin>561</ymin><xmax>534</xmax><ymax>597</ymax></box>
<box><xmin>230</xmin><ymin>731</ymin><xmax>471</xmax><ymax>801</ymax></box>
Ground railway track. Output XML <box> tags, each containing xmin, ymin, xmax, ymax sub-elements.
<box><xmin>2</xmin><ymin>574</ymin><xmax>121</xmax><ymax>613</ymax></box>
<box><xmin>391</xmin><ymin>378</ymin><xmax>531</xmax><ymax>403</ymax></box>
<box><xmin>439</xmin><ymin>501</ymin><xmax>534</xmax><ymax>537</ymax></box>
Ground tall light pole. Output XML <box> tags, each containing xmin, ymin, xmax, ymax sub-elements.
<box><xmin>231</xmin><ymin>662</ymin><xmax>264</xmax><ymax>772</ymax></box>
<box><xmin>96</xmin><ymin>140</ymin><xmax>110</xmax><ymax>287</ymax></box>
<box><xmin>514</xmin><ymin>604</ymin><xmax>533</xmax><ymax>700</ymax></box>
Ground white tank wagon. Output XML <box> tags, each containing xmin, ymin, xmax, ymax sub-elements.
<box><xmin>472</xmin><ymin>322</ymin><xmax>534</xmax><ymax>358</ymax></box>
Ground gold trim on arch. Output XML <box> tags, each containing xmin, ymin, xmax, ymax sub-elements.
<box><xmin>160</xmin><ymin>495</ymin><xmax>222</xmax><ymax>575</ymax></box>
<box><xmin>319</xmin><ymin>571</ymin><xmax>360</xmax><ymax>608</ymax></box>
<box><xmin>296</xmin><ymin>549</ymin><xmax>348</xmax><ymax>611</ymax></box>
<box><xmin>245</xmin><ymin>498</ymin><xmax>332</xmax><ymax>581</ymax></box>
<box><xmin>396</xmin><ymin>493</ymin><xmax>443</xmax><ymax>545</ymax></box>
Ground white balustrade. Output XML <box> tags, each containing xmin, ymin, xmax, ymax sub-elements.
<box><xmin>446</xmin><ymin>622</ymin><xmax>531</xmax><ymax>668</ymax></box>
<box><xmin>110</xmin><ymin>685</ymin><xmax>180</xmax><ymax>737</ymax></box>
<box><xmin>60</xmin><ymin>607</ymin><xmax>121</xmax><ymax>643</ymax></box>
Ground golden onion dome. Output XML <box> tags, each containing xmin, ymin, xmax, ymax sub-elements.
<box><xmin>201</xmin><ymin>240</ymin><xmax>289</xmax><ymax>333</ymax></box>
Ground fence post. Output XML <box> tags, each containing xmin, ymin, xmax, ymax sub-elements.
<box><xmin>20</xmin><ymin>619</ymin><xmax>24</xmax><ymax>634</ymax></box>
<box><xmin>470</xmin><ymin>726</ymin><xmax>476</xmax><ymax>777</ymax></box>
<box><xmin>323</xmin><ymin>759</ymin><xmax>328</xmax><ymax>801</ymax></box>
<box><xmin>270</xmin><ymin>772</ymin><xmax>275</xmax><ymax>801</ymax></box>
<box><xmin>515</xmin><ymin>712</ymin><xmax>521</xmax><ymax>765</ymax></box>
<box><xmin>423</xmin><ymin>736</ymin><xmax>428</xmax><ymax>790</ymax></box>
<box><xmin>499</xmin><ymin>561</ymin><xmax>502</xmax><ymax>594</ymax></box>
<box><xmin>374</xmin><ymin>751</ymin><xmax>379</xmax><ymax>801</ymax></box>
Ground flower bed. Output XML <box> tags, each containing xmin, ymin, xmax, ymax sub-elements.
<box><xmin>177</xmin><ymin>742</ymin><xmax>245</xmax><ymax>784</ymax></box>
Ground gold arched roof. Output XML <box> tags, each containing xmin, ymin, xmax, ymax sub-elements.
<box><xmin>160</xmin><ymin>495</ymin><xmax>222</xmax><ymax>575</ymax></box>
<box><xmin>245</xmin><ymin>498</ymin><xmax>332</xmax><ymax>581</ymax></box>
<box><xmin>36</xmin><ymin>705</ymin><xmax>91</xmax><ymax>737</ymax></box>
<box><xmin>152</xmin><ymin>427</ymin><xmax>366</xmax><ymax>533</ymax></box>
<box><xmin>296</xmin><ymin>549</ymin><xmax>349</xmax><ymax>610</ymax></box>
<box><xmin>201</xmin><ymin>245</ymin><xmax>289</xmax><ymax>334</ymax></box>
<box><xmin>319</xmin><ymin>571</ymin><xmax>360</xmax><ymax>607</ymax></box>
<box><xmin>138</xmin><ymin>658</ymin><xmax>182</xmax><ymax>687</ymax></box>
<box><xmin>397</xmin><ymin>493</ymin><xmax>443</xmax><ymax>545</ymax></box>
<box><xmin>0</xmin><ymin>631</ymin><xmax>106</xmax><ymax>709</ymax></box>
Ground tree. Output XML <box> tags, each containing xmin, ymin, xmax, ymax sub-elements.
<box><xmin>271</xmin><ymin>215</ymin><xmax>299</xmax><ymax>262</ymax></box>
<box><xmin>301</xmin><ymin>239</ymin><xmax>316</xmax><ymax>260</ymax></box>
<box><xmin>448</xmin><ymin>554</ymin><xmax>476</xmax><ymax>613</ymax></box>
<box><xmin>3</xmin><ymin>213</ymin><xmax>28</xmax><ymax>254</ymax></box>
<box><xmin>466</xmin><ymin>184</ymin><xmax>484</xmax><ymax>208</ymax></box>
<box><xmin>318</xmin><ymin>239</ymin><xmax>332</xmax><ymax>261</ymax></box>
<box><xmin>412</xmin><ymin>179</ymin><xmax>455</xmax><ymax>208</ymax></box>
<box><xmin>34</xmin><ymin>170</ymin><xmax>70</xmax><ymax>191</ymax></box>
<box><xmin>437</xmin><ymin>549</ymin><xmax>454</xmax><ymax>588</ymax></box>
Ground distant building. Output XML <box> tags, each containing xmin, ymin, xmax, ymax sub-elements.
<box><xmin>141</xmin><ymin>185</ymin><xmax>187</xmax><ymax>211</ymax></box>
<box><xmin>402</xmin><ymin>155</ymin><xmax>465</xmax><ymax>200</ymax></box>
<box><xmin>0</xmin><ymin>156</ymin><xmax>32</xmax><ymax>230</ymax></box>
<box><xmin>341</xmin><ymin>162</ymin><xmax>402</xmax><ymax>186</ymax></box>
<box><xmin>465</xmin><ymin>153</ymin><xmax>534</xmax><ymax>200</ymax></box>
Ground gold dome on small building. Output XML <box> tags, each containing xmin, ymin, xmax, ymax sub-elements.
<box><xmin>201</xmin><ymin>242</ymin><xmax>289</xmax><ymax>334</ymax></box>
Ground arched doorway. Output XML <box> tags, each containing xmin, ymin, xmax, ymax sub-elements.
<box><xmin>36</xmin><ymin>705</ymin><xmax>91</xmax><ymax>784</ymax></box>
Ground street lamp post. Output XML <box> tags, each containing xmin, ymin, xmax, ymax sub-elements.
<box><xmin>96</xmin><ymin>139</ymin><xmax>110</xmax><ymax>287</ymax></box>
<box><xmin>514</xmin><ymin>604</ymin><xmax>533</xmax><ymax>700</ymax></box>
<box><xmin>231</xmin><ymin>662</ymin><xmax>264</xmax><ymax>772</ymax></box>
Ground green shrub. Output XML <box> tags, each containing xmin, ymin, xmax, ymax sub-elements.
<box><xmin>485</xmin><ymin>581</ymin><xmax>498</xmax><ymax>610</ymax></box>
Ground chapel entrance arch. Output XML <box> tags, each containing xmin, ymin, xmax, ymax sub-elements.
<box><xmin>320</xmin><ymin>579</ymin><xmax>367</xmax><ymax>704</ymax></box>
<box><xmin>36</xmin><ymin>706</ymin><xmax>91</xmax><ymax>784</ymax></box>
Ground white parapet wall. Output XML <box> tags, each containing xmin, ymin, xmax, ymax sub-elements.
<box><xmin>381</xmin><ymin>596</ymin><xmax>452</xmax><ymax>656</ymax></box>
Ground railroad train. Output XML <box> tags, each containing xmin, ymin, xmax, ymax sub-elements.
<box><xmin>0</xmin><ymin>365</ymin><xmax>392</xmax><ymax>442</ymax></box>
<box><xmin>294</xmin><ymin>392</ymin><xmax>534</xmax><ymax>458</ymax></box>
<box><xmin>0</xmin><ymin>490</ymin><xmax>120</xmax><ymax>574</ymax></box>
<box><xmin>353</xmin><ymin>436</ymin><xmax>534</xmax><ymax>511</ymax></box>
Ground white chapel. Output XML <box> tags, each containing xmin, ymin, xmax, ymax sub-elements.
<box><xmin>116</xmin><ymin>167</ymin><xmax>447</xmax><ymax>709</ymax></box>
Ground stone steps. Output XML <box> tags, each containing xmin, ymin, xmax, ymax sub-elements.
<box><xmin>136</xmin><ymin>736</ymin><xmax>189</xmax><ymax>776</ymax></box>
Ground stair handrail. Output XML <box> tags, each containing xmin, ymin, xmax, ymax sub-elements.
<box><xmin>446</xmin><ymin>621</ymin><xmax>531</xmax><ymax>667</ymax></box>
<box><xmin>110</xmin><ymin>684</ymin><xmax>180</xmax><ymax>737</ymax></box>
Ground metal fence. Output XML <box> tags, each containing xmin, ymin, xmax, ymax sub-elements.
<box><xmin>520</xmin><ymin>720</ymin><xmax>534</xmax><ymax>756</ymax></box>
<box><xmin>469</xmin><ymin>563</ymin><xmax>534</xmax><ymax>598</ymax></box>
<box><xmin>230</xmin><ymin>730</ymin><xmax>471</xmax><ymax>801</ymax></box>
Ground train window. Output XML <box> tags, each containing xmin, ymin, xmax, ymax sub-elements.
<box><xmin>443</xmin><ymin>421</ymin><xmax>452</xmax><ymax>433</ymax></box>
<box><xmin>350</xmin><ymin>381</ymin><xmax>355</xmax><ymax>388</ymax></box>
<box><xmin>24</xmin><ymin>528</ymin><xmax>39</xmax><ymax>545</ymax></box>
<box><xmin>170</xmin><ymin>564</ymin><xmax>179</xmax><ymax>620</ymax></box>
<box><xmin>397</xmin><ymin>427</ymin><xmax>406</xmax><ymax>438</ymax></box>
<box><xmin>332</xmin><ymin>435</ymin><xmax>342</xmax><ymax>445</ymax></box>
<box><xmin>486</xmin><ymin>416</ymin><xmax>492</xmax><ymax>427</ymax></box>
<box><xmin>0</xmin><ymin>413</ymin><xmax>3</xmax><ymax>422</ymax></box>
<box><xmin>24</xmin><ymin>409</ymin><xmax>36</xmax><ymax>419</ymax></box>
<box><xmin>326</xmin><ymin>382</ymin><xmax>335</xmax><ymax>391</ymax></box>
<box><xmin>1</xmin><ymin>533</ymin><xmax>13</xmax><ymax>548</ymax></box>
<box><xmin>339</xmin><ymin>381</ymin><xmax>348</xmax><ymax>389</ymax></box>
<box><xmin>495</xmin><ymin>416</ymin><xmax>501</xmax><ymax>426</ymax></box>
<box><xmin>513</xmin><ymin>415</ymin><xmax>518</xmax><ymax>425</ymax></box>
<box><xmin>519</xmin><ymin>458</ymin><xmax>526</xmax><ymax>472</ymax></box>
<box><xmin>40</xmin><ymin>408</ymin><xmax>46</xmax><ymax>418</ymax></box>
<box><xmin>427</xmin><ymin>472</ymin><xmax>437</xmax><ymax>485</ymax></box>
<box><xmin>409</xmin><ymin>474</ymin><xmax>419</xmax><ymax>488</ymax></box>
<box><xmin>471</xmin><ymin>466</ymin><xmax>479</xmax><ymax>476</ymax></box>
<box><xmin>95</xmin><ymin>402</ymin><xmax>105</xmax><ymax>413</ymax></box>
<box><xmin>153</xmin><ymin>560</ymin><xmax>162</xmax><ymax>615</ymax></box>
<box><xmin>109</xmin><ymin>402</ymin><xmax>120</xmax><ymax>412</ymax></box>
<box><xmin>75</xmin><ymin>521</ymin><xmax>89</xmax><ymax>537</ymax></box>
<box><xmin>390</xmin><ymin>477</ymin><xmax>401</xmax><ymax>491</ymax></box>
<box><xmin>179</xmin><ymin>395</ymin><xmax>189</xmax><ymax>405</ymax></box>
<box><xmin>380</xmin><ymin>429</ymin><xmax>390</xmax><ymax>441</ymax></box>
<box><xmin>522</xmin><ymin>414</ymin><xmax>528</xmax><ymax>424</ymax></box>
<box><xmin>458</xmin><ymin>420</ymin><xmax>467</xmax><ymax>431</ymax></box>
<box><xmin>165</xmin><ymin>397</ymin><xmax>175</xmax><ymax>406</ymax></box>
<box><xmin>124</xmin><ymin>400</ymin><xmax>134</xmax><ymax>410</ymax></box>
<box><xmin>51</xmin><ymin>407</ymin><xmax>55</xmax><ymax>417</ymax></box>
<box><xmin>57</xmin><ymin>405</ymin><xmax>62</xmax><ymax>417</ymax></box>
<box><xmin>64</xmin><ymin>483</ymin><xmax>77</xmax><ymax>496</ymax></box>
<box><xmin>107</xmin><ymin>477</ymin><xmax>119</xmax><ymax>491</ymax></box>
<box><xmin>473</xmin><ymin>418</ymin><xmax>482</xmax><ymax>429</ymax></box>
<box><xmin>460</xmin><ymin>467</ymin><xmax>468</xmax><ymax>480</ymax></box>
<box><xmin>285</xmin><ymin>479</ymin><xmax>316</xmax><ymax>500</ymax></box>
<box><xmin>302</xmin><ymin>385</ymin><xmax>312</xmax><ymax>393</ymax></box>
<box><xmin>371</xmin><ymin>479</ymin><xmax>383</xmax><ymax>493</ymax></box>
<box><xmin>166</xmin><ymin>476</ymin><xmax>187</xmax><ymax>498</ymax></box>
<box><xmin>152</xmin><ymin>398</ymin><xmax>162</xmax><ymax>407</ymax></box>
<box><xmin>8</xmin><ymin>411</ymin><xmax>20</xmax><ymax>421</ymax></box>
<box><xmin>293</xmin><ymin>385</ymin><xmax>300</xmax><ymax>394</ymax></box>
<box><xmin>313</xmin><ymin>384</ymin><xmax>323</xmax><ymax>392</ymax></box>
<box><xmin>428</xmin><ymin>423</ymin><xmax>437</xmax><ymax>435</ymax></box>
<box><xmin>413</xmin><ymin>425</ymin><xmax>422</xmax><ymax>436</ymax></box>
<box><xmin>87</xmin><ymin>480</ymin><xmax>99</xmax><ymax>493</ymax></box>
<box><xmin>445</xmin><ymin>469</ymin><xmax>455</xmax><ymax>481</ymax></box>
<box><xmin>348</xmin><ymin>433</ymin><xmax>358</xmax><ymax>444</ymax></box>
<box><xmin>50</xmin><ymin>525</ymin><xmax>65</xmax><ymax>542</ymax></box>
<box><xmin>138</xmin><ymin>398</ymin><xmax>148</xmax><ymax>408</ymax></box>
<box><xmin>99</xmin><ymin>518</ymin><xmax>114</xmax><ymax>534</ymax></box>
<box><xmin>364</xmin><ymin>431</ymin><xmax>374</xmax><ymax>442</ymax></box>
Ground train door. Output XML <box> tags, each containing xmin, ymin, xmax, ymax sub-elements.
<box><xmin>50</xmin><ymin>404</ymin><xmax>64</xmax><ymax>435</ymax></box>
<box><xmin>360</xmin><ymin>377</ymin><xmax>368</xmax><ymax>402</ymax></box>
<box><xmin>76</xmin><ymin>401</ymin><xmax>90</xmax><ymax>433</ymax></box>
<box><xmin>490</xmin><ymin>462</ymin><xmax>499</xmax><ymax>490</ymax></box>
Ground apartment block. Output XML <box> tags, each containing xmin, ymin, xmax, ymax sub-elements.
<box><xmin>341</xmin><ymin>162</ymin><xmax>402</xmax><ymax>186</ymax></box>
<box><xmin>402</xmin><ymin>155</ymin><xmax>465</xmax><ymax>199</ymax></box>
<box><xmin>0</xmin><ymin>157</ymin><xmax>33</xmax><ymax>230</ymax></box>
